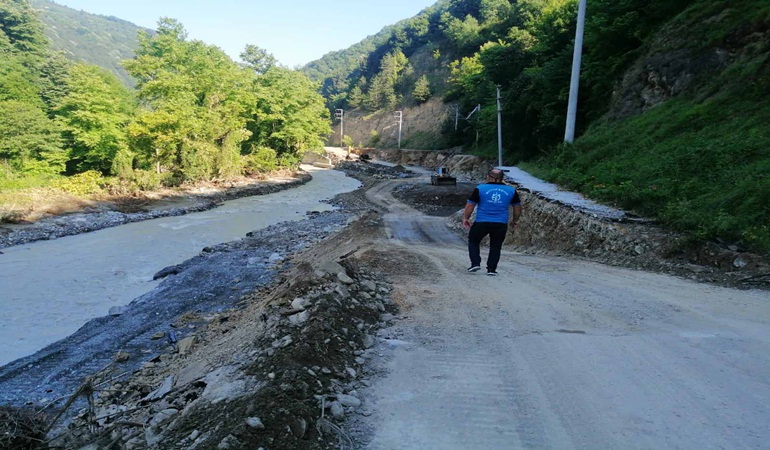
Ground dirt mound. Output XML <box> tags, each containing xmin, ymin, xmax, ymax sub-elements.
<box><xmin>47</xmin><ymin>213</ymin><xmax>397</xmax><ymax>449</ymax></box>
<box><xmin>391</xmin><ymin>182</ymin><xmax>474</xmax><ymax>217</ymax></box>
<box><xmin>334</xmin><ymin>160</ymin><xmax>417</xmax><ymax>180</ymax></box>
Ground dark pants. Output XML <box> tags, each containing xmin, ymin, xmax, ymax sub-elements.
<box><xmin>468</xmin><ymin>222</ymin><xmax>508</xmax><ymax>272</ymax></box>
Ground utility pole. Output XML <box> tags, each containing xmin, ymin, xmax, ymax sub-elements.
<box><xmin>496</xmin><ymin>86</ymin><xmax>503</xmax><ymax>167</ymax></box>
<box><xmin>334</xmin><ymin>108</ymin><xmax>344</xmax><ymax>146</ymax></box>
<box><xmin>466</xmin><ymin>104</ymin><xmax>481</xmax><ymax>148</ymax></box>
<box><xmin>455</xmin><ymin>106</ymin><xmax>459</xmax><ymax>131</ymax></box>
<box><xmin>395</xmin><ymin>111</ymin><xmax>403</xmax><ymax>149</ymax></box>
<box><xmin>564</xmin><ymin>0</ymin><xmax>587</xmax><ymax>143</ymax></box>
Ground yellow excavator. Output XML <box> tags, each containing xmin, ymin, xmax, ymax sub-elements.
<box><xmin>430</xmin><ymin>166</ymin><xmax>457</xmax><ymax>186</ymax></box>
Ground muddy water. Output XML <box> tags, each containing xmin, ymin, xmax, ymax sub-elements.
<box><xmin>0</xmin><ymin>166</ymin><xmax>360</xmax><ymax>366</ymax></box>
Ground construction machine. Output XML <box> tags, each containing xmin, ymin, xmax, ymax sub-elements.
<box><xmin>430</xmin><ymin>166</ymin><xmax>457</xmax><ymax>186</ymax></box>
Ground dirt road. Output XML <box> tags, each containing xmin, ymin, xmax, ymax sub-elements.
<box><xmin>9</xmin><ymin>169</ymin><xmax>769</xmax><ymax>449</ymax></box>
<box><xmin>354</xmin><ymin>177</ymin><xmax>770</xmax><ymax>449</ymax></box>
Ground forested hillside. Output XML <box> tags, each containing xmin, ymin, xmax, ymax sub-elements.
<box><xmin>1</xmin><ymin>0</ymin><xmax>330</xmax><ymax>221</ymax></box>
<box><xmin>304</xmin><ymin>0</ymin><xmax>770</xmax><ymax>252</ymax></box>
<box><xmin>29</xmin><ymin>0</ymin><xmax>146</xmax><ymax>86</ymax></box>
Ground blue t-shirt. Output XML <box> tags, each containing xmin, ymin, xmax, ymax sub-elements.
<box><xmin>467</xmin><ymin>183</ymin><xmax>521</xmax><ymax>223</ymax></box>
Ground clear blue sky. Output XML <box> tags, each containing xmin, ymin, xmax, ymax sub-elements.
<box><xmin>51</xmin><ymin>0</ymin><xmax>438</xmax><ymax>68</ymax></box>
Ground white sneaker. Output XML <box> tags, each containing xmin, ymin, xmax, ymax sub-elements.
<box><xmin>467</xmin><ymin>266</ymin><xmax>481</xmax><ymax>273</ymax></box>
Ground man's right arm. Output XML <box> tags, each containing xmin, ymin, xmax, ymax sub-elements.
<box><xmin>510</xmin><ymin>190</ymin><xmax>522</xmax><ymax>226</ymax></box>
<box><xmin>463</xmin><ymin>188</ymin><xmax>480</xmax><ymax>229</ymax></box>
<box><xmin>462</xmin><ymin>202</ymin><xmax>475</xmax><ymax>229</ymax></box>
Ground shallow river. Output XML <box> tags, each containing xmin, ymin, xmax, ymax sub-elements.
<box><xmin>0</xmin><ymin>166</ymin><xmax>360</xmax><ymax>366</ymax></box>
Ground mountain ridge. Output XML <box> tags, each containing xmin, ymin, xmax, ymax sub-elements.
<box><xmin>29</xmin><ymin>0</ymin><xmax>149</xmax><ymax>85</ymax></box>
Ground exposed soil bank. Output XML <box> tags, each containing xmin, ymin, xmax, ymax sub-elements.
<box><xmin>364</xmin><ymin>148</ymin><xmax>770</xmax><ymax>289</ymax></box>
<box><xmin>0</xmin><ymin>163</ymin><xmax>411</xmax><ymax>449</ymax></box>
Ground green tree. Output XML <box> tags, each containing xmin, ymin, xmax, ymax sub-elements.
<box><xmin>348</xmin><ymin>84</ymin><xmax>365</xmax><ymax>109</ymax></box>
<box><xmin>246</xmin><ymin>67</ymin><xmax>330</xmax><ymax>160</ymax></box>
<box><xmin>38</xmin><ymin>52</ymin><xmax>73</xmax><ymax>114</ymax></box>
<box><xmin>365</xmin><ymin>50</ymin><xmax>409</xmax><ymax>109</ymax></box>
<box><xmin>0</xmin><ymin>52</ymin><xmax>40</xmax><ymax>104</ymax></box>
<box><xmin>366</xmin><ymin>74</ymin><xmax>397</xmax><ymax>109</ymax></box>
<box><xmin>54</xmin><ymin>63</ymin><xmax>135</xmax><ymax>174</ymax></box>
<box><xmin>0</xmin><ymin>99</ymin><xmax>65</xmax><ymax>173</ymax></box>
<box><xmin>124</xmin><ymin>18</ymin><xmax>252</xmax><ymax>181</ymax></box>
<box><xmin>240</xmin><ymin>44</ymin><xmax>277</xmax><ymax>74</ymax></box>
<box><xmin>0</xmin><ymin>0</ymin><xmax>49</xmax><ymax>58</ymax></box>
<box><xmin>480</xmin><ymin>0</ymin><xmax>513</xmax><ymax>26</ymax></box>
<box><xmin>448</xmin><ymin>54</ymin><xmax>487</xmax><ymax>99</ymax></box>
<box><xmin>440</xmin><ymin>12</ymin><xmax>483</xmax><ymax>50</ymax></box>
<box><xmin>413</xmin><ymin>74</ymin><xmax>431</xmax><ymax>103</ymax></box>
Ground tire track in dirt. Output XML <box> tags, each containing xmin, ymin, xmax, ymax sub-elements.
<box><xmin>351</xmin><ymin>179</ymin><xmax>770</xmax><ymax>449</ymax></box>
<box><xmin>365</xmin><ymin>178</ymin><xmax>465</xmax><ymax>246</ymax></box>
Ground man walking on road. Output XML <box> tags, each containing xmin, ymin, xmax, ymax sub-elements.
<box><xmin>462</xmin><ymin>168</ymin><xmax>522</xmax><ymax>276</ymax></box>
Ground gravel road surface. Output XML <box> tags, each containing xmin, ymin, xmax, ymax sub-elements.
<box><xmin>352</xmin><ymin>176</ymin><xmax>770</xmax><ymax>449</ymax></box>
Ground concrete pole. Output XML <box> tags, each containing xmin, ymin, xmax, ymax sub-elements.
<box><xmin>496</xmin><ymin>86</ymin><xmax>503</xmax><ymax>167</ymax></box>
<box><xmin>395</xmin><ymin>111</ymin><xmax>403</xmax><ymax>149</ymax></box>
<box><xmin>565</xmin><ymin>0</ymin><xmax>587</xmax><ymax>143</ymax></box>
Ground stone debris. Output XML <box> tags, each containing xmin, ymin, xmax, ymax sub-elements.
<box><xmin>245</xmin><ymin>417</ymin><xmax>265</xmax><ymax>429</ymax></box>
<box><xmin>144</xmin><ymin>375</ymin><xmax>175</xmax><ymax>401</ymax></box>
<box><xmin>150</xmin><ymin>331</ymin><xmax>165</xmax><ymax>340</ymax></box>
<box><xmin>329</xmin><ymin>401</ymin><xmax>345</xmax><ymax>419</ymax></box>
<box><xmin>337</xmin><ymin>272</ymin><xmax>355</xmax><ymax>284</ymax></box>
<box><xmin>177</xmin><ymin>335</ymin><xmax>197</xmax><ymax>355</ymax></box>
<box><xmin>337</xmin><ymin>393</ymin><xmax>362</xmax><ymax>408</ymax></box>
<box><xmin>50</xmin><ymin>250</ymin><xmax>398</xmax><ymax>449</ymax></box>
<box><xmin>290</xmin><ymin>297</ymin><xmax>310</xmax><ymax>310</ymax></box>
<box><xmin>108</xmin><ymin>305</ymin><xmax>128</xmax><ymax>316</ymax></box>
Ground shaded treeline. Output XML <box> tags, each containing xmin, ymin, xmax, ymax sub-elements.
<box><xmin>1</xmin><ymin>0</ymin><xmax>329</xmax><ymax>191</ymax></box>
<box><xmin>304</xmin><ymin>0</ymin><xmax>770</xmax><ymax>251</ymax></box>
<box><xmin>303</xmin><ymin>0</ymin><xmax>691</xmax><ymax>158</ymax></box>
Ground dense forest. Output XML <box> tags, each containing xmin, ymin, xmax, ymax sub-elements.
<box><xmin>304</xmin><ymin>0</ymin><xmax>770</xmax><ymax>252</ymax></box>
<box><xmin>0</xmin><ymin>0</ymin><xmax>329</xmax><ymax>203</ymax></box>
<box><xmin>1</xmin><ymin>0</ymin><xmax>769</xmax><ymax>252</ymax></box>
<box><xmin>29</xmin><ymin>0</ymin><xmax>146</xmax><ymax>86</ymax></box>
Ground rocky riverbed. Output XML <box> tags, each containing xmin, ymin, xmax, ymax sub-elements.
<box><xmin>0</xmin><ymin>162</ymin><xmax>415</xmax><ymax>450</ymax></box>
<box><xmin>1</xmin><ymin>158</ymin><xmax>768</xmax><ymax>449</ymax></box>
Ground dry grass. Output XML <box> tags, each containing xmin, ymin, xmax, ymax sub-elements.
<box><xmin>0</xmin><ymin>406</ymin><xmax>47</xmax><ymax>450</ymax></box>
<box><xmin>0</xmin><ymin>168</ymin><xmax>304</xmax><ymax>224</ymax></box>
<box><xmin>0</xmin><ymin>188</ymin><xmax>94</xmax><ymax>223</ymax></box>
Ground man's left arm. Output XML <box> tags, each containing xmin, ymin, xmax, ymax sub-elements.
<box><xmin>509</xmin><ymin>190</ymin><xmax>522</xmax><ymax>227</ymax></box>
<box><xmin>510</xmin><ymin>204</ymin><xmax>522</xmax><ymax>227</ymax></box>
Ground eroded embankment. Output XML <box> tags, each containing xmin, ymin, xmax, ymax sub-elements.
<box><xmin>488</xmin><ymin>190</ymin><xmax>769</xmax><ymax>289</ymax></box>
<box><xmin>0</xmin><ymin>165</ymin><xmax>409</xmax><ymax>450</ymax></box>
<box><xmin>34</xmin><ymin>213</ymin><xmax>397</xmax><ymax>450</ymax></box>
<box><xmin>360</xmin><ymin>148</ymin><xmax>770</xmax><ymax>288</ymax></box>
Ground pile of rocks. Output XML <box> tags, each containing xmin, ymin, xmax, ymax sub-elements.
<box><xmin>335</xmin><ymin>160</ymin><xmax>417</xmax><ymax>180</ymax></box>
<box><xmin>442</xmin><ymin>190</ymin><xmax>770</xmax><ymax>289</ymax></box>
<box><xmin>49</xmin><ymin>216</ymin><xmax>397</xmax><ymax>449</ymax></box>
